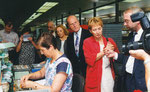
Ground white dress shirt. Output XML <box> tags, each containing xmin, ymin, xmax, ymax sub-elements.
<box><xmin>60</xmin><ymin>40</ymin><xmax>65</xmax><ymax>53</ymax></box>
<box><xmin>126</xmin><ymin>28</ymin><xmax>143</xmax><ymax>74</ymax></box>
<box><xmin>114</xmin><ymin>28</ymin><xmax>143</xmax><ymax>74</ymax></box>
<box><xmin>100</xmin><ymin>45</ymin><xmax>114</xmax><ymax>92</ymax></box>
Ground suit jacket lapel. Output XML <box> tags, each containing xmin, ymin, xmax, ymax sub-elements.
<box><xmin>79</xmin><ymin>29</ymin><xmax>84</xmax><ymax>56</ymax></box>
<box><xmin>71</xmin><ymin>33</ymin><xmax>76</xmax><ymax>52</ymax></box>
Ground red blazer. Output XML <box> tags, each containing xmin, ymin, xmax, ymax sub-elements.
<box><xmin>83</xmin><ymin>36</ymin><xmax>119</xmax><ymax>92</ymax></box>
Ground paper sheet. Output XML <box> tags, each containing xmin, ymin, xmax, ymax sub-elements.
<box><xmin>14</xmin><ymin>71</ymin><xmax>29</xmax><ymax>80</ymax></box>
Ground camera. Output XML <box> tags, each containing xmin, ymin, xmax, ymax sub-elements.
<box><xmin>23</xmin><ymin>34</ymin><xmax>31</xmax><ymax>42</ymax></box>
<box><xmin>122</xmin><ymin>12</ymin><xmax>150</xmax><ymax>55</ymax></box>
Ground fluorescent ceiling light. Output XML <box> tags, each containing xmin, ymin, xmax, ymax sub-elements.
<box><xmin>39</xmin><ymin>22</ymin><xmax>47</xmax><ymax>26</ymax></box>
<box><xmin>102</xmin><ymin>17</ymin><xmax>110</xmax><ymax>19</ymax></box>
<box><xmin>123</xmin><ymin>0</ymin><xmax>141</xmax><ymax>3</ymax></box>
<box><xmin>57</xmin><ymin>19</ymin><xmax>61</xmax><ymax>22</ymax></box>
<box><xmin>82</xmin><ymin>10</ymin><xmax>93</xmax><ymax>14</ymax></box>
<box><xmin>100</xmin><ymin>13</ymin><xmax>116</xmax><ymax>19</ymax></box>
<box><xmin>29</xmin><ymin>13</ymin><xmax>42</xmax><ymax>20</ymax></box>
<box><xmin>22</xmin><ymin>19</ymin><xmax>32</xmax><ymax>26</ymax></box>
<box><xmin>21</xmin><ymin>2</ymin><xmax>58</xmax><ymax>27</ymax></box>
<box><xmin>63</xmin><ymin>17</ymin><xmax>67</xmax><ymax>20</ymax></box>
<box><xmin>75</xmin><ymin>14</ymin><xmax>79</xmax><ymax>17</ymax></box>
<box><xmin>100</xmin><ymin>15</ymin><xmax>108</xmax><ymax>18</ymax></box>
<box><xmin>97</xmin><ymin>6</ymin><xmax>114</xmax><ymax>11</ymax></box>
<box><xmin>37</xmin><ymin>2</ymin><xmax>58</xmax><ymax>13</ymax></box>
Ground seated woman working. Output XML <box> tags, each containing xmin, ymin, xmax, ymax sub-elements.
<box><xmin>20</xmin><ymin>32</ymin><xmax>73</xmax><ymax>92</ymax></box>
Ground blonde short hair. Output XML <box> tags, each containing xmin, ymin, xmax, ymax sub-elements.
<box><xmin>88</xmin><ymin>17</ymin><xmax>103</xmax><ymax>30</ymax></box>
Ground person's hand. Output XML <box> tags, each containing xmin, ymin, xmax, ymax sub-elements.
<box><xmin>20</xmin><ymin>75</ymin><xmax>30</xmax><ymax>86</ymax></box>
<box><xmin>104</xmin><ymin>49</ymin><xmax>116</xmax><ymax>58</ymax></box>
<box><xmin>40</xmin><ymin>61</ymin><xmax>46</xmax><ymax>64</ymax></box>
<box><xmin>28</xmin><ymin>37</ymin><xmax>33</xmax><ymax>41</ymax></box>
<box><xmin>20</xmin><ymin>80</ymin><xmax>35</xmax><ymax>88</ymax></box>
<box><xmin>20</xmin><ymin>35</ymin><xmax>23</xmax><ymax>42</ymax></box>
<box><xmin>129</xmin><ymin>49</ymin><xmax>150</xmax><ymax>61</ymax></box>
<box><xmin>2</xmin><ymin>40</ymin><xmax>9</xmax><ymax>43</ymax></box>
<box><xmin>105</xmin><ymin>41</ymin><xmax>114</xmax><ymax>51</ymax></box>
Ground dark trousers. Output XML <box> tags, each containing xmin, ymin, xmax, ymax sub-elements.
<box><xmin>125</xmin><ymin>72</ymin><xmax>135</xmax><ymax>92</ymax></box>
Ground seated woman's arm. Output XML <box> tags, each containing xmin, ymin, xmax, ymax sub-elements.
<box><xmin>21</xmin><ymin>71</ymin><xmax>68</xmax><ymax>92</ymax></box>
<box><xmin>39</xmin><ymin>61</ymin><xmax>46</xmax><ymax>64</ymax></box>
<box><xmin>49</xmin><ymin>72</ymin><xmax>68</xmax><ymax>91</ymax></box>
<box><xmin>29</xmin><ymin>67</ymin><xmax>46</xmax><ymax>79</ymax></box>
<box><xmin>21</xmin><ymin>67</ymin><xmax>45</xmax><ymax>84</ymax></box>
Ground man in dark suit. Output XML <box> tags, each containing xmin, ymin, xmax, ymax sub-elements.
<box><xmin>105</xmin><ymin>7</ymin><xmax>147</xmax><ymax>92</ymax></box>
<box><xmin>66</xmin><ymin>15</ymin><xmax>91</xmax><ymax>78</ymax></box>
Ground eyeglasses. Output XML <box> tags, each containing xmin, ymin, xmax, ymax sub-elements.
<box><xmin>69</xmin><ymin>21</ymin><xmax>78</xmax><ymax>26</ymax></box>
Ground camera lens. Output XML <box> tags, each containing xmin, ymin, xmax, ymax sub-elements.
<box><xmin>122</xmin><ymin>41</ymin><xmax>143</xmax><ymax>55</ymax></box>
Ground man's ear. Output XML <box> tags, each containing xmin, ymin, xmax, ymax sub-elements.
<box><xmin>136</xmin><ymin>21</ymin><xmax>140</xmax><ymax>25</ymax></box>
<box><xmin>66</xmin><ymin>23</ymin><xmax>70</xmax><ymax>29</ymax></box>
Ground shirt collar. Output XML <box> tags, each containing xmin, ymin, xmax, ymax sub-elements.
<box><xmin>74</xmin><ymin>27</ymin><xmax>82</xmax><ymax>37</ymax></box>
<box><xmin>75</xmin><ymin>27</ymin><xmax>82</xmax><ymax>34</ymax></box>
<box><xmin>136</xmin><ymin>28</ymin><xmax>143</xmax><ymax>35</ymax></box>
<box><xmin>4</xmin><ymin>29</ymin><xmax>11</xmax><ymax>34</ymax></box>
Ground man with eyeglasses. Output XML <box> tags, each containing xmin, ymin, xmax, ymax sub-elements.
<box><xmin>66</xmin><ymin>15</ymin><xmax>91</xmax><ymax>78</ymax></box>
<box><xmin>105</xmin><ymin>6</ymin><xmax>147</xmax><ymax>92</ymax></box>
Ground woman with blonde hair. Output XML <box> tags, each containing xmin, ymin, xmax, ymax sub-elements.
<box><xmin>83</xmin><ymin>17</ymin><xmax>119</xmax><ymax>92</ymax></box>
<box><xmin>55</xmin><ymin>24</ymin><xmax>69</xmax><ymax>54</ymax></box>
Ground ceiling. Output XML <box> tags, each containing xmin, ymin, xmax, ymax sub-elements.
<box><xmin>0</xmin><ymin>0</ymin><xmax>150</xmax><ymax>30</ymax></box>
<box><xmin>0</xmin><ymin>0</ymin><xmax>52</xmax><ymax>29</ymax></box>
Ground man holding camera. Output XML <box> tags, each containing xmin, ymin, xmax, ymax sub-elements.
<box><xmin>129</xmin><ymin>49</ymin><xmax>150</xmax><ymax>91</ymax></box>
<box><xmin>104</xmin><ymin>6</ymin><xmax>147</xmax><ymax>92</ymax></box>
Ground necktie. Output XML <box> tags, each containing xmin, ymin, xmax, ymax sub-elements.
<box><xmin>129</xmin><ymin>32</ymin><xmax>137</xmax><ymax>43</ymax></box>
<box><xmin>75</xmin><ymin>33</ymin><xmax>79</xmax><ymax>56</ymax></box>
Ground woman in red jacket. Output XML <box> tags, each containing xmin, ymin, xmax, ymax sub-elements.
<box><xmin>83</xmin><ymin>17</ymin><xmax>119</xmax><ymax>92</ymax></box>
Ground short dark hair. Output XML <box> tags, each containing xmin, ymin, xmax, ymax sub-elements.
<box><xmin>5</xmin><ymin>21</ymin><xmax>13</xmax><ymax>27</ymax></box>
<box><xmin>21</xmin><ymin>27</ymin><xmax>31</xmax><ymax>35</ymax></box>
<box><xmin>37</xmin><ymin>32</ymin><xmax>57</xmax><ymax>49</ymax></box>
